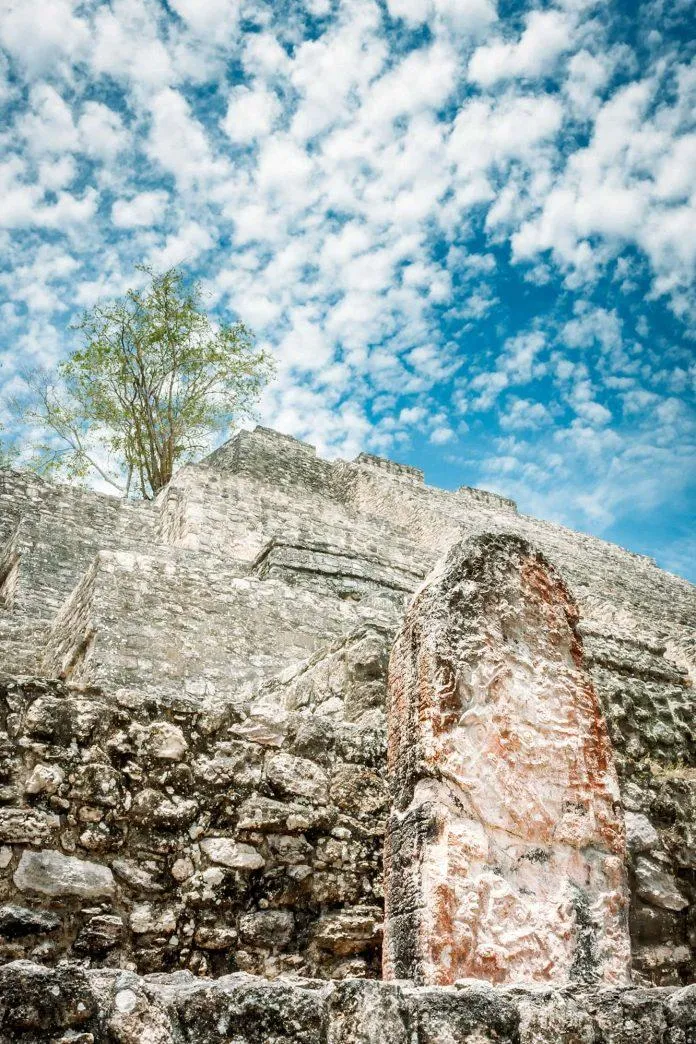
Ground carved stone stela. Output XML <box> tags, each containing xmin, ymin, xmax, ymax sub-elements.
<box><xmin>384</xmin><ymin>533</ymin><xmax>631</xmax><ymax>986</ymax></box>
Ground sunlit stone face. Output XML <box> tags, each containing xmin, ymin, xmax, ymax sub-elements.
<box><xmin>383</xmin><ymin>534</ymin><xmax>631</xmax><ymax>987</ymax></box>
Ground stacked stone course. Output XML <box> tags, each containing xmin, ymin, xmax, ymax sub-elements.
<box><xmin>0</xmin><ymin>425</ymin><xmax>694</xmax><ymax>1041</ymax></box>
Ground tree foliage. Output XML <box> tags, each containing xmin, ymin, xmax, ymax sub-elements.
<box><xmin>0</xmin><ymin>424</ymin><xmax>17</xmax><ymax>469</ymax></box>
<box><xmin>19</xmin><ymin>267</ymin><xmax>273</xmax><ymax>498</ymax></box>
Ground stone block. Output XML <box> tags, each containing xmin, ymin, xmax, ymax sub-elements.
<box><xmin>13</xmin><ymin>849</ymin><xmax>116</xmax><ymax>899</ymax></box>
<box><xmin>384</xmin><ymin>533</ymin><xmax>631</xmax><ymax>987</ymax></box>
<box><xmin>0</xmin><ymin>808</ymin><xmax>59</xmax><ymax>845</ymax></box>
<box><xmin>200</xmin><ymin>838</ymin><xmax>264</xmax><ymax>870</ymax></box>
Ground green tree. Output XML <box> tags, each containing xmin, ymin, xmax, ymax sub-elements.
<box><xmin>0</xmin><ymin>423</ymin><xmax>17</xmax><ymax>469</ymax></box>
<box><xmin>19</xmin><ymin>267</ymin><xmax>273</xmax><ymax>498</ymax></box>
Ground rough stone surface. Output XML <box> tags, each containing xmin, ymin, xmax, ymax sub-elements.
<box><xmin>0</xmin><ymin>425</ymin><xmax>694</xmax><ymax>1026</ymax></box>
<box><xmin>0</xmin><ymin>960</ymin><xmax>693</xmax><ymax>1043</ymax></box>
<box><xmin>13</xmin><ymin>849</ymin><xmax>116</xmax><ymax>899</ymax></box>
<box><xmin>384</xmin><ymin>534</ymin><xmax>631</xmax><ymax>987</ymax></box>
<box><xmin>0</xmin><ymin>671</ymin><xmax>386</xmax><ymax>978</ymax></box>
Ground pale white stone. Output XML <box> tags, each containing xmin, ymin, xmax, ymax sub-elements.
<box><xmin>0</xmin><ymin>808</ymin><xmax>59</xmax><ymax>845</ymax></box>
<box><xmin>14</xmin><ymin>849</ymin><xmax>115</xmax><ymax>898</ymax></box>
<box><xmin>25</xmin><ymin>763</ymin><xmax>64</xmax><ymax>795</ymax></box>
<box><xmin>265</xmin><ymin>752</ymin><xmax>328</xmax><ymax>802</ymax></box>
<box><xmin>129</xmin><ymin>903</ymin><xmax>179</xmax><ymax>935</ymax></box>
<box><xmin>171</xmin><ymin>856</ymin><xmax>195</xmax><ymax>881</ymax></box>
<box><xmin>625</xmin><ymin>812</ymin><xmax>660</xmax><ymax>854</ymax></box>
<box><xmin>200</xmin><ymin>838</ymin><xmax>265</xmax><ymax>871</ymax></box>
<box><xmin>115</xmin><ymin>989</ymin><xmax>139</xmax><ymax>1014</ymax></box>
<box><xmin>635</xmin><ymin>857</ymin><xmax>689</xmax><ymax>911</ymax></box>
<box><xmin>146</xmin><ymin>722</ymin><xmax>188</xmax><ymax>761</ymax></box>
<box><xmin>112</xmin><ymin>857</ymin><xmax>163</xmax><ymax>893</ymax></box>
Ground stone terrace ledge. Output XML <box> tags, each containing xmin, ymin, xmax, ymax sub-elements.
<box><xmin>0</xmin><ymin>959</ymin><xmax>695</xmax><ymax>1043</ymax></box>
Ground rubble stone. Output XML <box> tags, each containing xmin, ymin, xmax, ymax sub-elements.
<box><xmin>635</xmin><ymin>857</ymin><xmax>690</xmax><ymax>912</ymax></box>
<box><xmin>200</xmin><ymin>838</ymin><xmax>265</xmax><ymax>870</ymax></box>
<box><xmin>0</xmin><ymin>808</ymin><xmax>58</xmax><ymax>846</ymax></box>
<box><xmin>13</xmin><ymin>850</ymin><xmax>115</xmax><ymax>899</ymax></box>
<box><xmin>0</xmin><ymin>905</ymin><xmax>61</xmax><ymax>937</ymax></box>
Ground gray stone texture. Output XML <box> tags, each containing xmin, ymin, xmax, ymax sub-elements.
<box><xmin>0</xmin><ymin>425</ymin><xmax>694</xmax><ymax>1016</ymax></box>
<box><xmin>0</xmin><ymin>959</ymin><xmax>694</xmax><ymax>1043</ymax></box>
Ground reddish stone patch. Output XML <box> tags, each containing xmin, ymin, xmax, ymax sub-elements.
<box><xmin>384</xmin><ymin>534</ymin><xmax>630</xmax><ymax>987</ymax></box>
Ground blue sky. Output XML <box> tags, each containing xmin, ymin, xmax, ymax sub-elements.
<box><xmin>0</xmin><ymin>0</ymin><xmax>694</xmax><ymax>580</ymax></box>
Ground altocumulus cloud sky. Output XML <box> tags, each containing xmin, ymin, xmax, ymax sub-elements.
<box><xmin>0</xmin><ymin>0</ymin><xmax>694</xmax><ymax>578</ymax></box>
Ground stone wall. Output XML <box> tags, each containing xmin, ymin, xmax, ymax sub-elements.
<box><xmin>0</xmin><ymin>425</ymin><xmax>694</xmax><ymax>1035</ymax></box>
<box><xmin>0</xmin><ymin>958</ymin><xmax>695</xmax><ymax>1044</ymax></box>
<box><xmin>40</xmin><ymin>546</ymin><xmax>400</xmax><ymax>701</ymax></box>
<box><xmin>0</xmin><ymin>648</ymin><xmax>388</xmax><ymax>980</ymax></box>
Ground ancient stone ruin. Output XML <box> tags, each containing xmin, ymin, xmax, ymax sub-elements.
<box><xmin>385</xmin><ymin>534</ymin><xmax>631</xmax><ymax>988</ymax></box>
<box><xmin>0</xmin><ymin>425</ymin><xmax>694</xmax><ymax>1042</ymax></box>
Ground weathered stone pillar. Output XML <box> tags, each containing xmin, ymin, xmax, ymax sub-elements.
<box><xmin>383</xmin><ymin>533</ymin><xmax>630</xmax><ymax>987</ymax></box>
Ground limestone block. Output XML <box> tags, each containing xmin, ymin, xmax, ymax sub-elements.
<box><xmin>171</xmin><ymin>856</ymin><xmax>195</xmax><ymax>881</ymax></box>
<box><xmin>384</xmin><ymin>533</ymin><xmax>631</xmax><ymax>987</ymax></box>
<box><xmin>13</xmin><ymin>849</ymin><xmax>115</xmax><ymax>898</ymax></box>
<box><xmin>111</xmin><ymin>857</ymin><xmax>164</xmax><ymax>893</ymax></box>
<box><xmin>107</xmin><ymin>982</ymin><xmax>174</xmax><ymax>1044</ymax></box>
<box><xmin>193</xmin><ymin>924</ymin><xmax>237</xmax><ymax>950</ymax></box>
<box><xmin>199</xmin><ymin>837</ymin><xmax>265</xmax><ymax>870</ymax></box>
<box><xmin>634</xmin><ymin>857</ymin><xmax>689</xmax><ymax>912</ymax></box>
<box><xmin>131</xmin><ymin>788</ymin><xmax>198</xmax><ymax>827</ymax></box>
<box><xmin>311</xmin><ymin>906</ymin><xmax>382</xmax><ymax>956</ymax></box>
<box><xmin>0</xmin><ymin>808</ymin><xmax>59</xmax><ymax>845</ymax></box>
<box><xmin>0</xmin><ymin>958</ymin><xmax>694</xmax><ymax>1043</ymax></box>
<box><xmin>145</xmin><ymin>722</ymin><xmax>188</xmax><ymax>761</ymax></box>
<box><xmin>238</xmin><ymin>909</ymin><xmax>295</xmax><ymax>948</ymax></box>
<box><xmin>129</xmin><ymin>903</ymin><xmax>180</xmax><ymax>935</ymax></box>
<box><xmin>330</xmin><ymin>764</ymin><xmax>389</xmax><ymax>814</ymax></box>
<box><xmin>191</xmin><ymin>742</ymin><xmax>263</xmax><ymax>790</ymax></box>
<box><xmin>0</xmin><ymin>961</ymin><xmax>98</xmax><ymax>1036</ymax></box>
<box><xmin>625</xmin><ymin>812</ymin><xmax>660</xmax><ymax>854</ymax></box>
<box><xmin>265</xmin><ymin>753</ymin><xmax>329</xmax><ymax>803</ymax></box>
<box><xmin>24</xmin><ymin>695</ymin><xmax>107</xmax><ymax>744</ymax></box>
<box><xmin>74</xmin><ymin>914</ymin><xmax>123</xmax><ymax>954</ymax></box>
<box><xmin>24</xmin><ymin>763</ymin><xmax>64</xmax><ymax>796</ymax></box>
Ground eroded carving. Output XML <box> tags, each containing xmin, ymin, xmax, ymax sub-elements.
<box><xmin>384</xmin><ymin>533</ymin><xmax>631</xmax><ymax>986</ymax></box>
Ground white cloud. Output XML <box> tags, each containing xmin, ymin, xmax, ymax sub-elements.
<box><xmin>255</xmin><ymin>133</ymin><xmax>316</xmax><ymax>201</ymax></box>
<box><xmin>562</xmin><ymin>303</ymin><xmax>622</xmax><ymax>354</ymax></box>
<box><xmin>0</xmin><ymin>0</ymin><xmax>90</xmax><ymax>78</ymax></box>
<box><xmin>469</xmin><ymin>9</ymin><xmax>573</xmax><ymax>86</ymax></box>
<box><xmin>112</xmin><ymin>191</ymin><xmax>169</xmax><ymax>228</ymax></box>
<box><xmin>511</xmin><ymin>73</ymin><xmax>696</xmax><ymax>311</ymax></box>
<box><xmin>148</xmin><ymin>221</ymin><xmax>215</xmax><ymax>269</ymax></box>
<box><xmin>563</xmin><ymin>49</ymin><xmax>614</xmax><ymax>119</ymax></box>
<box><xmin>19</xmin><ymin>84</ymin><xmax>79</xmax><ymax>155</ymax></box>
<box><xmin>147</xmin><ymin>88</ymin><xmax>228</xmax><ymax>188</ymax></box>
<box><xmin>91</xmin><ymin>0</ymin><xmax>175</xmax><ymax>92</ymax></box>
<box><xmin>387</xmin><ymin>0</ymin><xmax>496</xmax><ymax>33</ymax></box>
<box><xmin>500</xmin><ymin>397</ymin><xmax>552</xmax><ymax>430</ymax></box>
<box><xmin>168</xmin><ymin>0</ymin><xmax>240</xmax><ymax>39</ymax></box>
<box><xmin>429</xmin><ymin>424</ymin><xmax>455</xmax><ymax>444</ymax></box>
<box><xmin>222</xmin><ymin>85</ymin><xmax>280</xmax><ymax>144</ymax></box>
<box><xmin>448</xmin><ymin>92</ymin><xmax>564</xmax><ymax>183</ymax></box>
<box><xmin>78</xmin><ymin>102</ymin><xmax>129</xmax><ymax>159</ymax></box>
<box><xmin>37</xmin><ymin>189</ymin><xmax>99</xmax><ymax>229</ymax></box>
<box><xmin>38</xmin><ymin>155</ymin><xmax>76</xmax><ymax>192</ymax></box>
